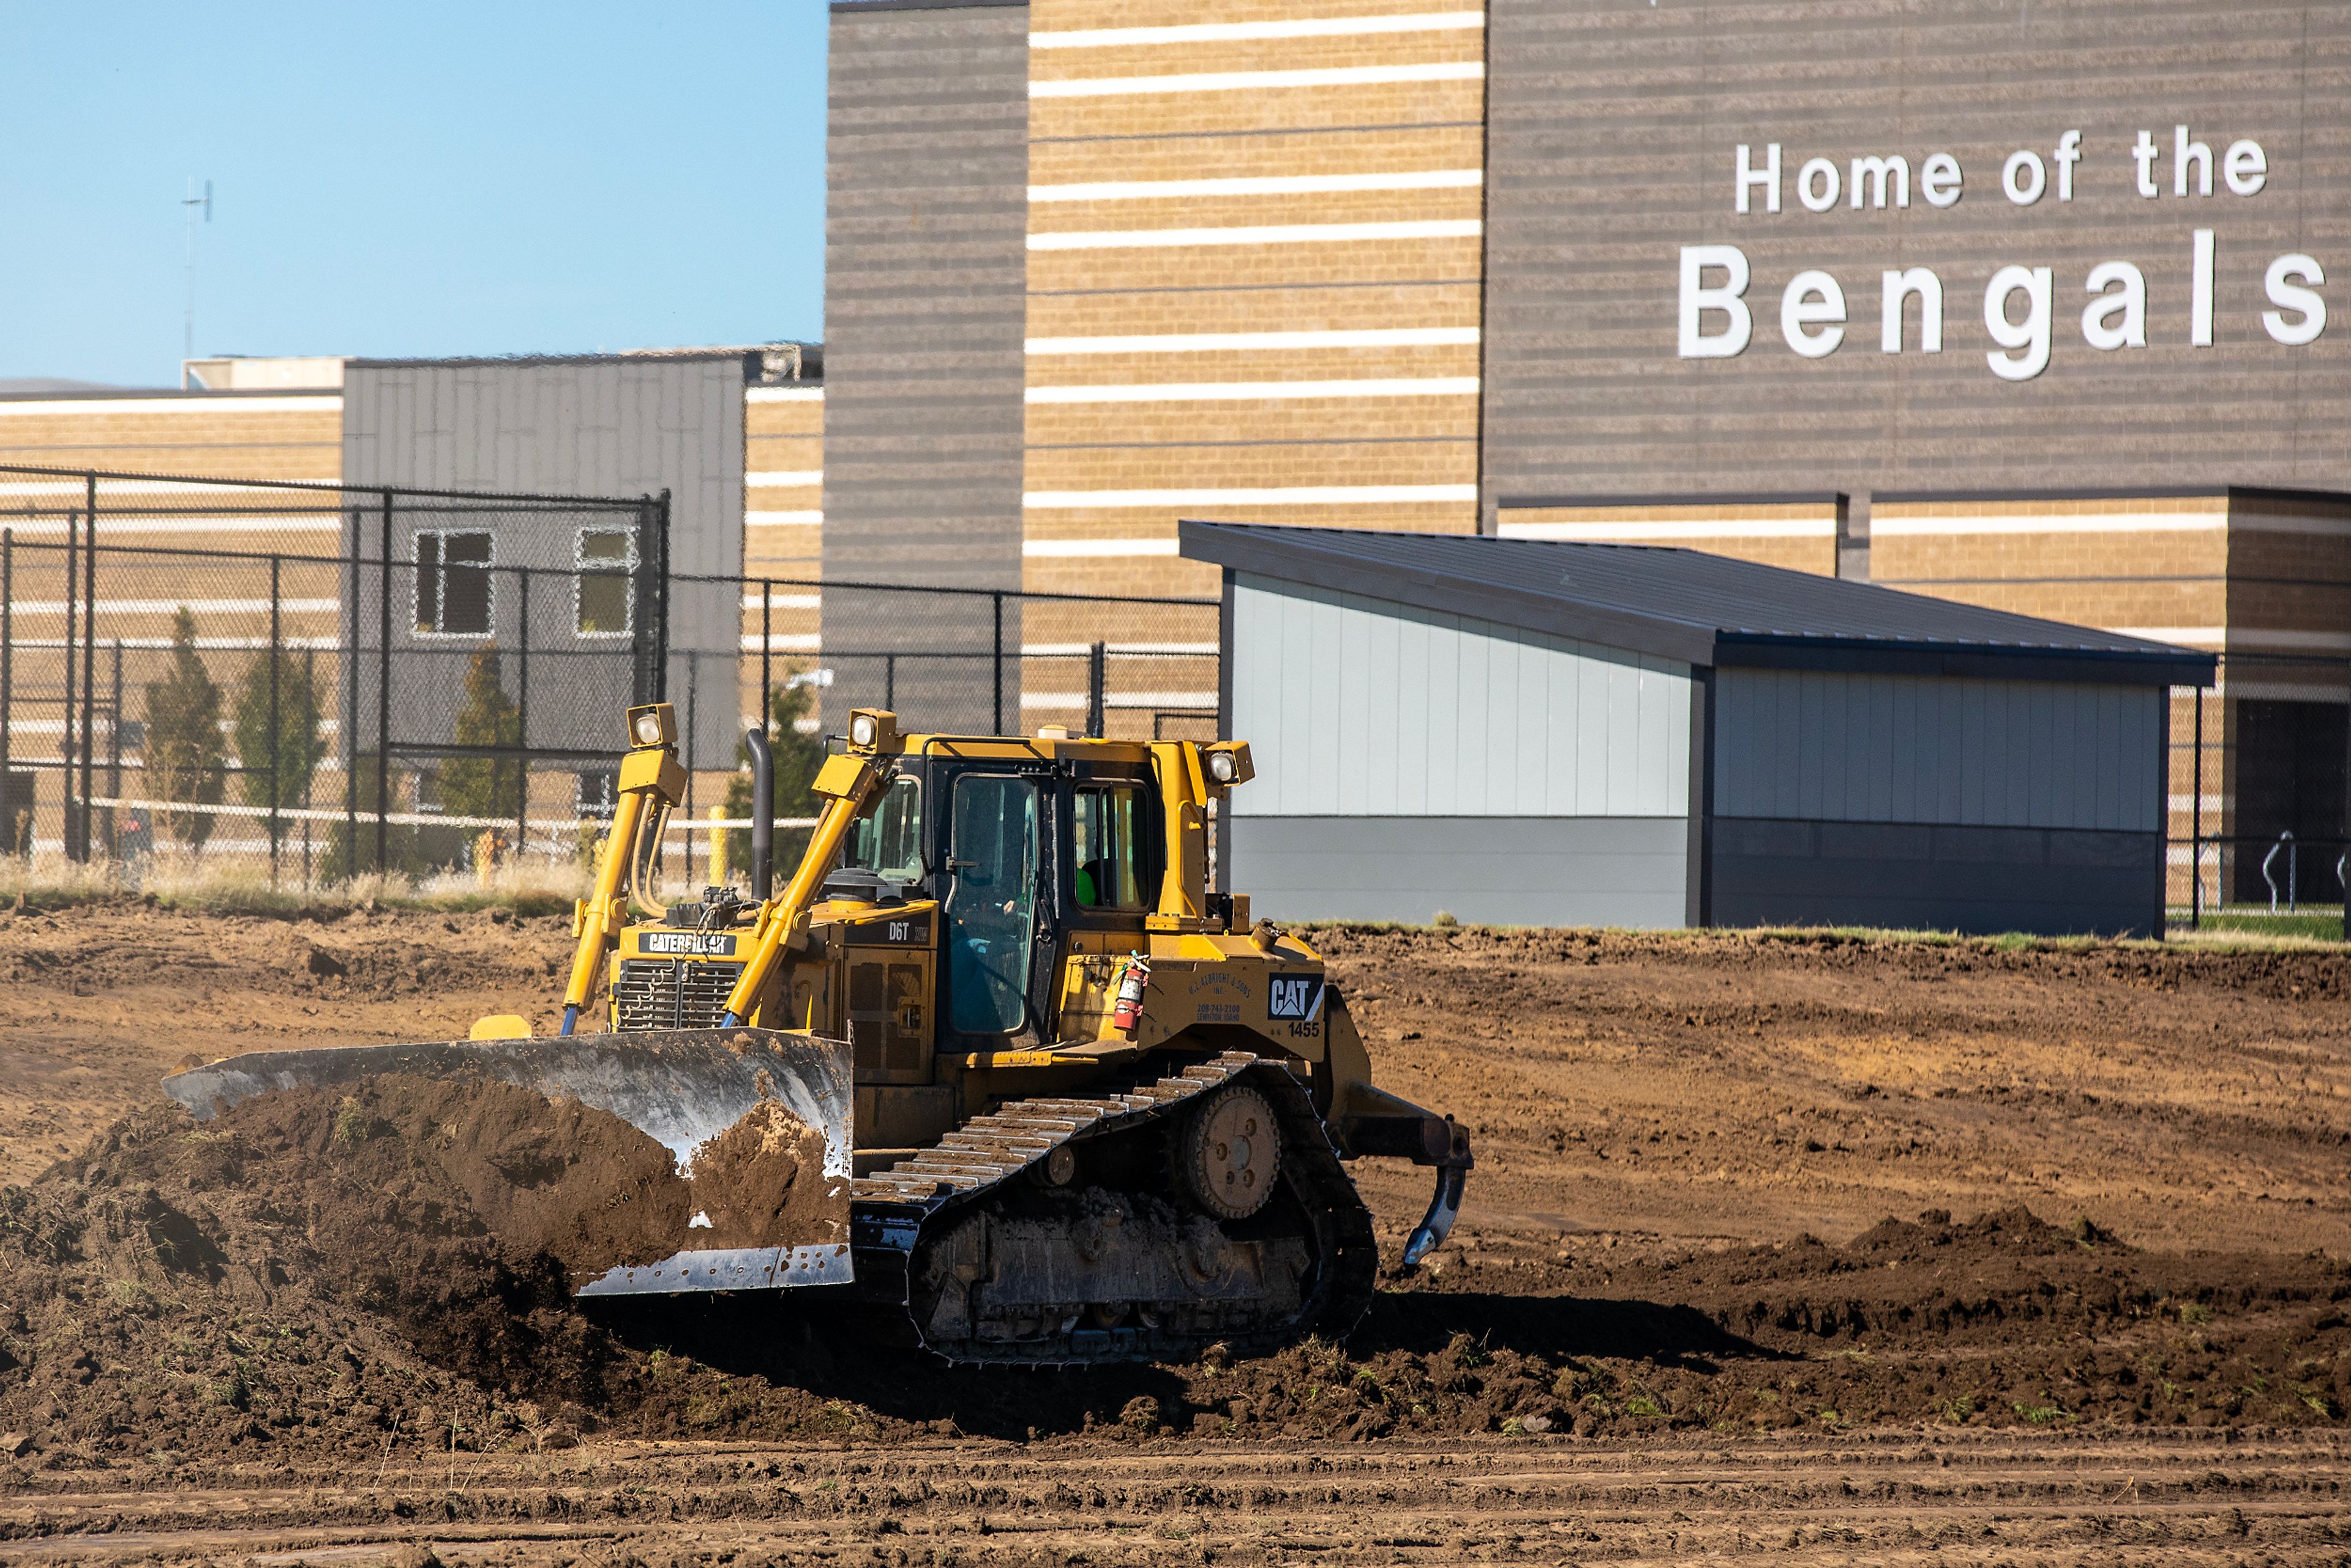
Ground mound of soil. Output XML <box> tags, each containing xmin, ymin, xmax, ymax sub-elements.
<box><xmin>689</xmin><ymin>1097</ymin><xmax>841</xmax><ymax>1248</ymax></box>
<box><xmin>1</xmin><ymin>1091</ymin><xmax>2342</xmax><ymax>1475</ymax></box>
<box><xmin>0</xmin><ymin>1084</ymin><xmax>883</xmax><ymax>1474</ymax></box>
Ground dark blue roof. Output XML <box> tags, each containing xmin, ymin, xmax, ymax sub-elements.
<box><xmin>1179</xmin><ymin>522</ymin><xmax>2213</xmax><ymax>688</ymax></box>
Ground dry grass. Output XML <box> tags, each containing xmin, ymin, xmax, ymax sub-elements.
<box><xmin>0</xmin><ymin>845</ymin><xmax>597</xmax><ymax>915</ymax></box>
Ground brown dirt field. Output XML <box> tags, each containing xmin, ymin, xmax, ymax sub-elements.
<box><xmin>1</xmin><ymin>907</ymin><xmax>2347</xmax><ymax>1562</ymax></box>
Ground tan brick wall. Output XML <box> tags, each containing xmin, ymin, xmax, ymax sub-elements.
<box><xmin>1494</xmin><ymin>501</ymin><xmax>1840</xmax><ymax>576</ymax></box>
<box><xmin>1040</xmin><ymin>0</ymin><xmax>1471</xmax><ymax>27</ymax></box>
<box><xmin>1025</xmin><ymin>279</ymin><xmax>1479</xmax><ymax>340</ymax></box>
<box><xmin>1028</xmin><ymin>124</ymin><xmax>1483</xmax><ymax>187</ymax></box>
<box><xmin>743</xmin><ymin>388</ymin><xmax>822</xmax><ymax>583</ymax></box>
<box><xmin>0</xmin><ymin>399</ymin><xmax>342</xmax><ymax>482</ymax></box>
<box><xmin>1022</xmin><ymin>1</ymin><xmax>1488</xmax><ymax>595</ymax></box>
<box><xmin>1871</xmin><ymin>496</ymin><xmax>2233</xmax><ymax>635</ymax></box>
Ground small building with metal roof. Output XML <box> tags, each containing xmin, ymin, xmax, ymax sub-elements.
<box><xmin>1180</xmin><ymin>522</ymin><xmax>2215</xmax><ymax>937</ymax></box>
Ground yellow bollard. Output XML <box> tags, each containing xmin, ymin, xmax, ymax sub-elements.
<box><xmin>707</xmin><ymin>804</ymin><xmax>730</xmax><ymax>885</ymax></box>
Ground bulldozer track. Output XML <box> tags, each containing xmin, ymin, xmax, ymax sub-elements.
<box><xmin>846</xmin><ymin>1051</ymin><xmax>1379</xmax><ymax>1366</ymax></box>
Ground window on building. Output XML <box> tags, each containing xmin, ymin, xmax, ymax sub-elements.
<box><xmin>575</xmin><ymin>528</ymin><xmax>634</xmax><ymax>636</ymax></box>
<box><xmin>1072</xmin><ymin>784</ymin><xmax>1145</xmax><ymax>910</ymax></box>
<box><xmin>414</xmin><ymin>531</ymin><xmax>492</xmax><ymax>636</ymax></box>
<box><xmin>575</xmin><ymin>770</ymin><xmax>619</xmax><ymax>820</ymax></box>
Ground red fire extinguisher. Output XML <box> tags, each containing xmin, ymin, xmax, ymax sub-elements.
<box><xmin>1112</xmin><ymin>953</ymin><xmax>1151</xmax><ymax>1033</ymax></box>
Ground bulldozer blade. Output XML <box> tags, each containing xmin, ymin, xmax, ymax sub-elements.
<box><xmin>161</xmin><ymin>1029</ymin><xmax>855</xmax><ymax>1296</ymax></box>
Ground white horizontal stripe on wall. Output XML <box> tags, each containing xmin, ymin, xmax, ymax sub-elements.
<box><xmin>1032</xmin><ymin>12</ymin><xmax>1483</xmax><ymax>49</ymax></box>
<box><xmin>1022</xmin><ymin>641</ymin><xmax>1220</xmax><ymax>656</ymax></box>
<box><xmin>1030</xmin><ymin>170</ymin><xmax>1482</xmax><ymax>202</ymax></box>
<box><xmin>1027</xmin><ymin>326</ymin><xmax>1480</xmax><ymax>355</ymax></box>
<box><xmin>2108</xmin><ymin>627</ymin><xmax>2225</xmax><ymax>647</ymax></box>
<box><xmin>5</xmin><ymin>597</ymin><xmax>340</xmax><ymax>617</ymax></box>
<box><xmin>1030</xmin><ymin>219</ymin><xmax>1480</xmax><ymax>251</ymax></box>
<box><xmin>744</xmin><ymin>386</ymin><xmax>823</xmax><ymax>403</ymax></box>
<box><xmin>746</xmin><ymin>509</ymin><xmax>823</xmax><ymax>527</ymax></box>
<box><xmin>1022</xmin><ymin>691</ymin><xmax>1220</xmax><ymax>710</ymax></box>
<box><xmin>1027</xmin><ymin>377</ymin><xmax>1479</xmax><ymax>404</ymax></box>
<box><xmin>1026</xmin><ymin>484</ymin><xmax>1475</xmax><ymax>509</ymax></box>
<box><xmin>1229</xmin><ymin>574</ymin><xmax>1691</xmax><ymax>819</ymax></box>
<box><xmin>1022</xmin><ymin>539</ymin><xmax>1182</xmax><ymax>557</ymax></box>
<box><xmin>1500</xmin><ymin>518</ymin><xmax>1836</xmax><ymax>541</ymax></box>
<box><xmin>0</xmin><ymin>515</ymin><xmax>342</xmax><ymax>536</ymax></box>
<box><xmin>738</xmin><ymin>593</ymin><xmax>822</xmax><ymax>610</ymax></box>
<box><xmin>1714</xmin><ymin>667</ymin><xmax>2162</xmax><ymax>833</ymax></box>
<box><xmin>0</xmin><ymin>398</ymin><xmax>339</xmax><ymax>418</ymax></box>
<box><xmin>0</xmin><ymin>478</ymin><xmax>339</xmax><ymax>496</ymax></box>
<box><xmin>740</xmin><ymin>634</ymin><xmax>823</xmax><ymax>652</ymax></box>
<box><xmin>1030</xmin><ymin>61</ymin><xmax>1483</xmax><ymax>98</ymax></box>
<box><xmin>745</xmin><ymin>470</ymin><xmax>822</xmax><ymax>488</ymax></box>
<box><xmin>1871</xmin><ymin>512</ymin><xmax>2224</xmax><ymax>535</ymax></box>
<box><xmin>1</xmin><ymin>636</ymin><xmax>340</xmax><ymax>652</ymax></box>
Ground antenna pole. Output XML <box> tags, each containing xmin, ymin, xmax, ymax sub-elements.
<box><xmin>181</xmin><ymin>179</ymin><xmax>211</xmax><ymax>375</ymax></box>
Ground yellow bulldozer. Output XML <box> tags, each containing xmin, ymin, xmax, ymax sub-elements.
<box><xmin>166</xmin><ymin>702</ymin><xmax>1471</xmax><ymax>1365</ymax></box>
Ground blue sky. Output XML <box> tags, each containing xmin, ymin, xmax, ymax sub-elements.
<box><xmin>0</xmin><ymin>4</ymin><xmax>830</xmax><ymax>386</ymax></box>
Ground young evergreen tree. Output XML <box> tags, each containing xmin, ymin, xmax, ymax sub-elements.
<box><xmin>231</xmin><ymin>647</ymin><xmax>328</xmax><ymax>849</ymax></box>
<box><xmin>440</xmin><ymin>646</ymin><xmax>523</xmax><ymax>826</ymax></box>
<box><xmin>142</xmin><ymin>607</ymin><xmax>226</xmax><ymax>848</ymax></box>
<box><xmin>722</xmin><ymin>676</ymin><xmax>828</xmax><ymax>879</ymax></box>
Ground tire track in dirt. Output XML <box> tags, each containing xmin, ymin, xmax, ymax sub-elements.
<box><xmin>0</xmin><ymin>1435</ymin><xmax>2345</xmax><ymax>1564</ymax></box>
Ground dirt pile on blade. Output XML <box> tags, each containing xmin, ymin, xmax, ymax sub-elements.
<box><xmin>687</xmin><ymin>1098</ymin><xmax>844</xmax><ymax>1248</ymax></box>
<box><xmin>232</xmin><ymin>1075</ymin><xmax>698</xmax><ymax>1285</ymax></box>
<box><xmin>0</xmin><ymin>1089</ymin><xmax>901</xmax><ymax>1471</ymax></box>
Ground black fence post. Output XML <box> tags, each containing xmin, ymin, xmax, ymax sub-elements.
<box><xmin>1086</xmin><ymin>640</ymin><xmax>1106</xmax><ymax>739</ymax></box>
<box><xmin>61</xmin><ymin>508</ymin><xmax>77</xmax><ymax>860</ymax></box>
<box><xmin>992</xmin><ymin>593</ymin><xmax>1004</xmax><ymax>734</ymax></box>
<box><xmin>2343</xmin><ymin>658</ymin><xmax>2350</xmax><ymax>943</ymax></box>
<box><xmin>632</xmin><ymin>493</ymin><xmax>671</xmax><ymax>706</ymax></box>
<box><xmin>375</xmin><ymin>491</ymin><xmax>392</xmax><ymax>877</ymax></box>
<box><xmin>760</xmin><ymin>579</ymin><xmax>771</xmax><ymax>729</ymax></box>
<box><xmin>1</xmin><ymin>528</ymin><xmax>12</xmax><ymax>853</ymax></box>
<box><xmin>269</xmin><ymin>553</ymin><xmax>282</xmax><ymax>890</ymax></box>
<box><xmin>302</xmin><ymin>647</ymin><xmax>315</xmax><ymax>890</ymax></box>
<box><xmin>2191</xmin><ymin>684</ymin><xmax>2203</xmax><ymax>931</ymax></box>
<box><xmin>516</xmin><ymin>568</ymin><xmax>530</xmax><ymax>863</ymax></box>
<box><xmin>79</xmin><ymin>473</ymin><xmax>96</xmax><ymax>863</ymax></box>
<box><xmin>342</xmin><ymin>508</ymin><xmax>359</xmax><ymax>883</ymax></box>
<box><xmin>107</xmin><ymin>640</ymin><xmax>121</xmax><ymax>859</ymax></box>
<box><xmin>885</xmin><ymin>653</ymin><xmax>896</xmax><ymax>712</ymax></box>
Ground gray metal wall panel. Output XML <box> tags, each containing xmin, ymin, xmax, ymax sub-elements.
<box><xmin>1229</xmin><ymin>576</ymin><xmax>1693</xmax><ymax>820</ymax></box>
<box><xmin>1711</xmin><ymin>817</ymin><xmax>2162</xmax><ymax>936</ymax></box>
<box><xmin>1482</xmin><ymin>2</ymin><xmax>2351</xmax><ymax>511</ymax></box>
<box><xmin>1231</xmin><ymin>815</ymin><xmax>1690</xmax><ymax>929</ymax></box>
<box><xmin>822</xmin><ymin>3</ymin><xmax>1027</xmax><ymax>593</ymax></box>
<box><xmin>1715</xmin><ymin>668</ymin><xmax>2163</xmax><ymax>831</ymax></box>
<box><xmin>343</xmin><ymin>356</ymin><xmax>747</xmax><ymax>767</ymax></box>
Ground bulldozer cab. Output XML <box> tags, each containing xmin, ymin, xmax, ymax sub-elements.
<box><xmin>844</xmin><ymin>751</ymin><xmax>1164</xmax><ymax>1048</ymax></box>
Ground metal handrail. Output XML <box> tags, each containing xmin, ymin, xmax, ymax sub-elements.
<box><xmin>2260</xmin><ymin>831</ymin><xmax>2297</xmax><ymax>913</ymax></box>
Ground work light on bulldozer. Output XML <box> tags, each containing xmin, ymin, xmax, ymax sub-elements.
<box><xmin>165</xmin><ymin>702</ymin><xmax>1472</xmax><ymax>1364</ymax></box>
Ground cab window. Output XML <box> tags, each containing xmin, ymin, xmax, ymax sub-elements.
<box><xmin>847</xmin><ymin>776</ymin><xmax>923</xmax><ymax>882</ymax></box>
<box><xmin>945</xmin><ymin>775</ymin><xmax>1040</xmax><ymax>1035</ymax></box>
<box><xmin>1072</xmin><ymin>784</ymin><xmax>1145</xmax><ymax>910</ymax></box>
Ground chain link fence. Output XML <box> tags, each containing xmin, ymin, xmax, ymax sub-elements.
<box><xmin>0</xmin><ymin>467</ymin><xmax>1223</xmax><ymax>894</ymax></box>
<box><xmin>2170</xmin><ymin>650</ymin><xmax>2349</xmax><ymax>932</ymax></box>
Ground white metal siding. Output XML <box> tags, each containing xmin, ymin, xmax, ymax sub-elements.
<box><xmin>1229</xmin><ymin>575</ymin><xmax>1692</xmax><ymax>818</ymax></box>
<box><xmin>1714</xmin><ymin>668</ymin><xmax>2162</xmax><ymax>832</ymax></box>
